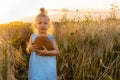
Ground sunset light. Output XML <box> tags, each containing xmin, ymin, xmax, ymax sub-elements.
<box><xmin>0</xmin><ymin>0</ymin><xmax>120</xmax><ymax>80</ymax></box>
<box><xmin>0</xmin><ymin>0</ymin><xmax>120</xmax><ymax>23</ymax></box>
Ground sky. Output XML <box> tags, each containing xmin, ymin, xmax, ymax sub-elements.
<box><xmin>0</xmin><ymin>0</ymin><xmax>120</xmax><ymax>23</ymax></box>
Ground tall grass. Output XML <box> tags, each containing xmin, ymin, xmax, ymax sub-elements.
<box><xmin>0</xmin><ymin>18</ymin><xmax>120</xmax><ymax>80</ymax></box>
<box><xmin>0</xmin><ymin>37</ymin><xmax>25</xmax><ymax>80</ymax></box>
<box><xmin>53</xmin><ymin>19</ymin><xmax>120</xmax><ymax>80</ymax></box>
<box><xmin>0</xmin><ymin>22</ymin><xmax>32</xmax><ymax>80</ymax></box>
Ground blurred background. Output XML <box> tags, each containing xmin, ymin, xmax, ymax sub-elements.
<box><xmin>0</xmin><ymin>0</ymin><xmax>120</xmax><ymax>80</ymax></box>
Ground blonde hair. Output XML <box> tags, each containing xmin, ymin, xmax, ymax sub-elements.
<box><xmin>33</xmin><ymin>8</ymin><xmax>54</xmax><ymax>34</ymax></box>
<box><xmin>35</xmin><ymin>8</ymin><xmax>50</xmax><ymax>22</ymax></box>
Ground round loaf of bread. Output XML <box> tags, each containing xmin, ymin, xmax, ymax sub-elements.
<box><xmin>33</xmin><ymin>36</ymin><xmax>54</xmax><ymax>50</ymax></box>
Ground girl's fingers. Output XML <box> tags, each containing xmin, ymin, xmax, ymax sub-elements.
<box><xmin>33</xmin><ymin>46</ymin><xmax>38</xmax><ymax>49</ymax></box>
<box><xmin>36</xmin><ymin>50</ymin><xmax>43</xmax><ymax>55</ymax></box>
<box><xmin>42</xmin><ymin>46</ymin><xmax>47</xmax><ymax>50</ymax></box>
<box><xmin>31</xmin><ymin>44</ymin><xmax>38</xmax><ymax>50</ymax></box>
<box><xmin>33</xmin><ymin>44</ymin><xmax>38</xmax><ymax>47</ymax></box>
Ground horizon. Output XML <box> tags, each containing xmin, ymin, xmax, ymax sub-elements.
<box><xmin>0</xmin><ymin>0</ymin><xmax>120</xmax><ymax>23</ymax></box>
<box><xmin>0</xmin><ymin>9</ymin><xmax>120</xmax><ymax>24</ymax></box>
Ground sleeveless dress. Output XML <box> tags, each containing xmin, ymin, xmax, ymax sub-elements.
<box><xmin>28</xmin><ymin>34</ymin><xmax>57</xmax><ymax>80</ymax></box>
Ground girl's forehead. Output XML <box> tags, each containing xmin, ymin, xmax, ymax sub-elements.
<box><xmin>36</xmin><ymin>16</ymin><xmax>49</xmax><ymax>22</ymax></box>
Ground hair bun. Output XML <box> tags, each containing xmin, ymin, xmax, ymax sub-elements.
<box><xmin>39</xmin><ymin>8</ymin><xmax>47</xmax><ymax>15</ymax></box>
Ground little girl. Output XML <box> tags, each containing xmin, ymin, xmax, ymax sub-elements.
<box><xmin>26</xmin><ymin>8</ymin><xmax>60</xmax><ymax>80</ymax></box>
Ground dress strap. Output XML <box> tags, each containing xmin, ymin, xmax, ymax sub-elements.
<box><xmin>31</xmin><ymin>34</ymin><xmax>37</xmax><ymax>43</ymax></box>
<box><xmin>48</xmin><ymin>35</ymin><xmax>55</xmax><ymax>41</ymax></box>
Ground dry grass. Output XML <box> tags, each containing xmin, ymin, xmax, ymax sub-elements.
<box><xmin>0</xmin><ymin>22</ymin><xmax>32</xmax><ymax>80</ymax></box>
<box><xmin>0</xmin><ymin>18</ymin><xmax>120</xmax><ymax>80</ymax></box>
<box><xmin>53</xmin><ymin>19</ymin><xmax>120</xmax><ymax>80</ymax></box>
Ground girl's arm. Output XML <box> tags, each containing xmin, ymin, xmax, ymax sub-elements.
<box><xmin>26</xmin><ymin>36</ymin><xmax>32</xmax><ymax>54</ymax></box>
<box><xmin>37</xmin><ymin>40</ymin><xmax>60</xmax><ymax>56</ymax></box>
<box><xmin>26</xmin><ymin>36</ymin><xmax>38</xmax><ymax>54</ymax></box>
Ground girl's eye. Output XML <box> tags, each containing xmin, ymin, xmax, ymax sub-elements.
<box><xmin>44</xmin><ymin>22</ymin><xmax>48</xmax><ymax>24</ymax></box>
<box><xmin>38</xmin><ymin>22</ymin><xmax>42</xmax><ymax>24</ymax></box>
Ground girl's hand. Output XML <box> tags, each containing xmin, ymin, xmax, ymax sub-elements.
<box><xmin>27</xmin><ymin>43</ymin><xmax>38</xmax><ymax>52</ymax></box>
<box><xmin>37</xmin><ymin>46</ymin><xmax>48</xmax><ymax>55</ymax></box>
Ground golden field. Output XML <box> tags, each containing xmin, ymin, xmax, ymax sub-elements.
<box><xmin>0</xmin><ymin>13</ymin><xmax>120</xmax><ymax>80</ymax></box>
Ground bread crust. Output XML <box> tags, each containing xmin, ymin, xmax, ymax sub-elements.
<box><xmin>33</xmin><ymin>36</ymin><xmax>54</xmax><ymax>50</ymax></box>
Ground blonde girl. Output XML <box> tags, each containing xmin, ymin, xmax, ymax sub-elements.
<box><xmin>26</xmin><ymin>8</ymin><xmax>59</xmax><ymax>80</ymax></box>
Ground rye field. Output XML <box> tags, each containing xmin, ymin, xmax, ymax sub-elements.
<box><xmin>0</xmin><ymin>16</ymin><xmax>120</xmax><ymax>80</ymax></box>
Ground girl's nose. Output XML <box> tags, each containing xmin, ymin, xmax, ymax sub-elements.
<box><xmin>41</xmin><ymin>24</ymin><xmax>45</xmax><ymax>27</ymax></box>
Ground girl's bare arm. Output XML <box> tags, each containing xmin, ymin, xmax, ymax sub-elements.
<box><xmin>26</xmin><ymin>37</ymin><xmax>32</xmax><ymax>54</ymax></box>
<box><xmin>26</xmin><ymin>36</ymin><xmax>38</xmax><ymax>54</ymax></box>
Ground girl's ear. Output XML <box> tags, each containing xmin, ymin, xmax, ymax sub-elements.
<box><xmin>47</xmin><ymin>23</ymin><xmax>50</xmax><ymax>29</ymax></box>
<box><xmin>34</xmin><ymin>23</ymin><xmax>37</xmax><ymax>28</ymax></box>
<box><xmin>48</xmin><ymin>23</ymin><xmax>51</xmax><ymax>27</ymax></box>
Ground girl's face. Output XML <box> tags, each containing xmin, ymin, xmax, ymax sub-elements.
<box><xmin>35</xmin><ymin>17</ymin><xmax>50</xmax><ymax>34</ymax></box>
